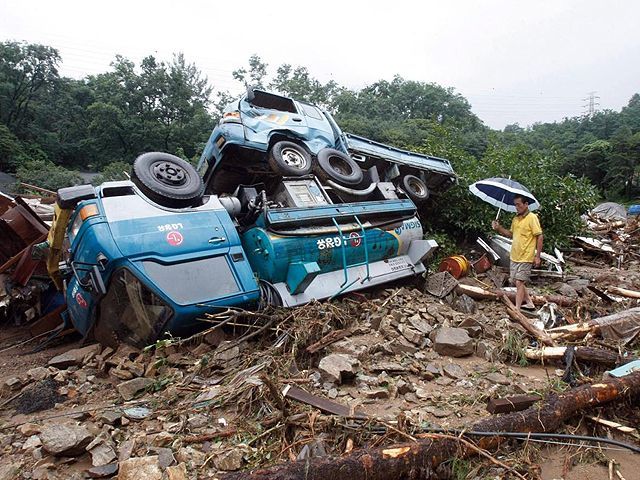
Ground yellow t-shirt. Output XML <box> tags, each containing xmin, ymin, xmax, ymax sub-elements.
<box><xmin>510</xmin><ymin>212</ymin><xmax>542</xmax><ymax>262</ymax></box>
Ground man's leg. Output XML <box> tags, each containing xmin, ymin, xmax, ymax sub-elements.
<box><xmin>522</xmin><ymin>284</ymin><xmax>535</xmax><ymax>308</ymax></box>
<box><xmin>515</xmin><ymin>279</ymin><xmax>525</xmax><ymax>309</ymax></box>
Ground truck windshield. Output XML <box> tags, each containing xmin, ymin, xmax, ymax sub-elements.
<box><xmin>142</xmin><ymin>256</ymin><xmax>240</xmax><ymax>305</ymax></box>
<box><xmin>96</xmin><ymin>269</ymin><xmax>173</xmax><ymax>348</ymax></box>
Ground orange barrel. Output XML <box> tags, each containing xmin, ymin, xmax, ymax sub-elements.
<box><xmin>471</xmin><ymin>253</ymin><xmax>492</xmax><ymax>274</ymax></box>
<box><xmin>438</xmin><ymin>255</ymin><xmax>470</xmax><ymax>279</ymax></box>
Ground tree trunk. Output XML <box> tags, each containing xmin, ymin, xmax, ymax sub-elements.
<box><xmin>525</xmin><ymin>346</ymin><xmax>622</xmax><ymax>366</ymax></box>
<box><xmin>221</xmin><ymin>373</ymin><xmax>640</xmax><ymax>480</ymax></box>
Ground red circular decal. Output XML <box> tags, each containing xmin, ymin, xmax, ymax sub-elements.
<box><xmin>75</xmin><ymin>292</ymin><xmax>87</xmax><ymax>308</ymax></box>
<box><xmin>166</xmin><ymin>231</ymin><xmax>184</xmax><ymax>246</ymax></box>
<box><xmin>349</xmin><ymin>231</ymin><xmax>362</xmax><ymax>247</ymax></box>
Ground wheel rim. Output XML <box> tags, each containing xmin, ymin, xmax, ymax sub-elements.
<box><xmin>152</xmin><ymin>161</ymin><xmax>187</xmax><ymax>186</ymax></box>
<box><xmin>329</xmin><ymin>156</ymin><xmax>352</xmax><ymax>176</ymax></box>
<box><xmin>281</xmin><ymin>148</ymin><xmax>307</xmax><ymax>169</ymax></box>
<box><xmin>407</xmin><ymin>177</ymin><xmax>427</xmax><ymax>197</ymax></box>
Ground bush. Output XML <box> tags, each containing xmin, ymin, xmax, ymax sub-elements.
<box><xmin>429</xmin><ymin>142</ymin><xmax>599</xmax><ymax>248</ymax></box>
<box><xmin>92</xmin><ymin>161</ymin><xmax>132</xmax><ymax>185</ymax></box>
<box><xmin>16</xmin><ymin>158</ymin><xmax>82</xmax><ymax>191</ymax></box>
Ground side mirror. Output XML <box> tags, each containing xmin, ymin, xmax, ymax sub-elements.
<box><xmin>246</xmin><ymin>86</ymin><xmax>255</xmax><ymax>103</ymax></box>
<box><xmin>89</xmin><ymin>265</ymin><xmax>107</xmax><ymax>297</ymax></box>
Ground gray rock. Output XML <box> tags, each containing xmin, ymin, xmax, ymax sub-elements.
<box><xmin>442</xmin><ymin>363</ymin><xmax>466</xmax><ymax>380</ymax></box>
<box><xmin>364</xmin><ymin>388</ymin><xmax>389</xmax><ymax>399</ymax></box>
<box><xmin>398</xmin><ymin>325</ymin><xmax>425</xmax><ymax>345</ymax></box>
<box><xmin>214</xmin><ymin>449</ymin><xmax>244</xmax><ymax>471</ymax></box>
<box><xmin>318</xmin><ymin>354</ymin><xmax>360</xmax><ymax>384</ymax></box>
<box><xmin>486</xmin><ymin>372</ymin><xmax>511</xmax><ymax>385</ymax></box>
<box><xmin>423</xmin><ymin>363</ymin><xmax>442</xmax><ymax>377</ymax></box>
<box><xmin>476</xmin><ymin>340</ymin><xmax>498</xmax><ymax>361</ymax></box>
<box><xmin>87</xmin><ymin>462</ymin><xmax>118</xmax><ymax>478</ymax></box>
<box><xmin>407</xmin><ymin>315</ymin><xmax>433</xmax><ymax>334</ymax></box>
<box><xmin>3</xmin><ymin>376</ymin><xmax>22</xmax><ymax>391</ymax></box>
<box><xmin>396</xmin><ymin>379</ymin><xmax>413</xmax><ymax>395</ymax></box>
<box><xmin>27</xmin><ymin>367</ymin><xmax>51</xmax><ymax>382</ymax></box>
<box><xmin>39</xmin><ymin>423</ymin><xmax>93</xmax><ymax>456</ymax></box>
<box><xmin>118</xmin><ymin>439</ymin><xmax>136</xmax><ymax>462</ymax></box>
<box><xmin>166</xmin><ymin>463</ymin><xmax>188</xmax><ymax>480</ymax></box>
<box><xmin>453</xmin><ymin>294</ymin><xmax>477</xmax><ymax>314</ymax></box>
<box><xmin>117</xmin><ymin>377</ymin><xmax>154</xmax><ymax>400</ymax></box>
<box><xmin>117</xmin><ymin>456</ymin><xmax>162</xmax><ymax>480</ymax></box>
<box><xmin>433</xmin><ymin>328</ymin><xmax>474</xmax><ymax>357</ymax></box>
<box><xmin>98</xmin><ymin>410</ymin><xmax>123</xmax><ymax>425</ymax></box>
<box><xmin>89</xmin><ymin>442</ymin><xmax>117</xmax><ymax>467</ymax></box>
<box><xmin>149</xmin><ymin>447</ymin><xmax>175</xmax><ymax>468</ymax></box>
<box><xmin>187</xmin><ymin>413</ymin><xmax>209</xmax><ymax>429</ymax></box>
<box><xmin>48</xmin><ymin>343</ymin><xmax>102</xmax><ymax>369</ymax></box>
<box><xmin>552</xmin><ymin>282</ymin><xmax>579</xmax><ymax>298</ymax></box>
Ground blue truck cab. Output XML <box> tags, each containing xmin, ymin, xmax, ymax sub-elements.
<box><xmin>198</xmin><ymin>88</ymin><xmax>456</xmax><ymax>204</ymax></box>
<box><xmin>60</xmin><ymin>179</ymin><xmax>260</xmax><ymax>347</ymax></box>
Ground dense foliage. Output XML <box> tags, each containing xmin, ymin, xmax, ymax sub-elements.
<box><xmin>1</xmin><ymin>41</ymin><xmax>638</xmax><ymax>246</ymax></box>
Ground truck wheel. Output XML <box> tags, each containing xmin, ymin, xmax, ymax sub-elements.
<box><xmin>399</xmin><ymin>174</ymin><xmax>429</xmax><ymax>204</ymax></box>
<box><xmin>131</xmin><ymin>152</ymin><xmax>204</xmax><ymax>208</ymax></box>
<box><xmin>268</xmin><ymin>141</ymin><xmax>312</xmax><ymax>176</ymax></box>
<box><xmin>314</xmin><ymin>148</ymin><xmax>363</xmax><ymax>186</ymax></box>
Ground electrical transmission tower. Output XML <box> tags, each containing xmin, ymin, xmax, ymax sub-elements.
<box><xmin>582</xmin><ymin>91</ymin><xmax>600</xmax><ymax>117</ymax></box>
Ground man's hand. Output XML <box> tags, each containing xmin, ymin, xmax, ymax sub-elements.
<box><xmin>533</xmin><ymin>255</ymin><xmax>541</xmax><ymax>268</ymax></box>
<box><xmin>491</xmin><ymin>220</ymin><xmax>501</xmax><ymax>231</ymax></box>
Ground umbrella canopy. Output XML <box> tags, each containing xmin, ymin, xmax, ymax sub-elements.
<box><xmin>468</xmin><ymin>177</ymin><xmax>540</xmax><ymax>213</ymax></box>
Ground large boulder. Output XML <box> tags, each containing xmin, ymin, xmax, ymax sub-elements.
<box><xmin>318</xmin><ymin>354</ymin><xmax>360</xmax><ymax>384</ymax></box>
<box><xmin>48</xmin><ymin>344</ymin><xmax>102</xmax><ymax>369</ymax></box>
<box><xmin>117</xmin><ymin>456</ymin><xmax>162</xmax><ymax>480</ymax></box>
<box><xmin>39</xmin><ymin>423</ymin><xmax>93</xmax><ymax>456</ymax></box>
<box><xmin>433</xmin><ymin>327</ymin><xmax>474</xmax><ymax>357</ymax></box>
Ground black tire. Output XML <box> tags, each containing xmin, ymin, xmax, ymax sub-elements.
<box><xmin>314</xmin><ymin>148</ymin><xmax>363</xmax><ymax>186</ymax></box>
<box><xmin>131</xmin><ymin>152</ymin><xmax>204</xmax><ymax>208</ymax></box>
<box><xmin>400</xmin><ymin>174</ymin><xmax>429</xmax><ymax>204</ymax></box>
<box><xmin>267</xmin><ymin>141</ymin><xmax>312</xmax><ymax>176</ymax></box>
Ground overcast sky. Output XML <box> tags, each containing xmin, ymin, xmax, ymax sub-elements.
<box><xmin>2</xmin><ymin>0</ymin><xmax>639</xmax><ymax>129</ymax></box>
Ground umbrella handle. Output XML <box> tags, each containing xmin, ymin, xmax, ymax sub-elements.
<box><xmin>495</xmin><ymin>206</ymin><xmax>502</xmax><ymax>221</ymax></box>
<box><xmin>495</xmin><ymin>190</ymin><xmax>507</xmax><ymax>221</ymax></box>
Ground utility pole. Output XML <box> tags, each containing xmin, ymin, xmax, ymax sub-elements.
<box><xmin>582</xmin><ymin>91</ymin><xmax>600</xmax><ymax>117</ymax></box>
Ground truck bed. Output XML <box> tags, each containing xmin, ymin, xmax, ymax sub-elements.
<box><xmin>344</xmin><ymin>133</ymin><xmax>456</xmax><ymax>178</ymax></box>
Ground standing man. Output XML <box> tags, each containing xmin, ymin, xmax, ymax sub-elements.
<box><xmin>491</xmin><ymin>194</ymin><xmax>543</xmax><ymax>311</ymax></box>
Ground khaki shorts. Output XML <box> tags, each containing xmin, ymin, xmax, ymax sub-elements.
<box><xmin>510</xmin><ymin>261</ymin><xmax>532</xmax><ymax>283</ymax></box>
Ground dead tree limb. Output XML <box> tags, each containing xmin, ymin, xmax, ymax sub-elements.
<box><xmin>500</xmin><ymin>294</ymin><xmax>555</xmax><ymax>346</ymax></box>
<box><xmin>221</xmin><ymin>372</ymin><xmax>640</xmax><ymax>480</ymax></box>
<box><xmin>455</xmin><ymin>284</ymin><xmax>576</xmax><ymax>307</ymax></box>
<box><xmin>525</xmin><ymin>346</ymin><xmax>622</xmax><ymax>366</ymax></box>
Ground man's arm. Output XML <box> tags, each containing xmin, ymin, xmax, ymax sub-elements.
<box><xmin>491</xmin><ymin>220</ymin><xmax>513</xmax><ymax>238</ymax></box>
<box><xmin>534</xmin><ymin>234</ymin><xmax>543</xmax><ymax>267</ymax></box>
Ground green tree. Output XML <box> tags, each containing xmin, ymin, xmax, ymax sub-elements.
<box><xmin>16</xmin><ymin>158</ymin><xmax>81</xmax><ymax>190</ymax></box>
<box><xmin>232</xmin><ymin>54</ymin><xmax>268</xmax><ymax>89</ymax></box>
<box><xmin>92</xmin><ymin>161</ymin><xmax>132</xmax><ymax>185</ymax></box>
<box><xmin>0</xmin><ymin>41</ymin><xmax>61</xmax><ymax>136</ymax></box>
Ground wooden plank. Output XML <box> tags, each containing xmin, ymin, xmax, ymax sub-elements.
<box><xmin>282</xmin><ymin>385</ymin><xmax>367</xmax><ymax>418</ymax></box>
<box><xmin>486</xmin><ymin>394</ymin><xmax>541</xmax><ymax>414</ymax></box>
<box><xmin>29</xmin><ymin>304</ymin><xmax>66</xmax><ymax>337</ymax></box>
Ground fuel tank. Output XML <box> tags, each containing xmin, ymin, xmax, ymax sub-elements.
<box><xmin>241</xmin><ymin>217</ymin><xmax>423</xmax><ymax>284</ymax></box>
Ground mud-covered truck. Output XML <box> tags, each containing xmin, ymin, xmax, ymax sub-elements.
<box><xmin>198</xmin><ymin>88</ymin><xmax>456</xmax><ymax>205</ymax></box>
<box><xmin>48</xmin><ymin>149</ymin><xmax>449</xmax><ymax>348</ymax></box>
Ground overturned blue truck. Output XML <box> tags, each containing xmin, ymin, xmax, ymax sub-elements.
<box><xmin>48</xmin><ymin>89</ymin><xmax>457</xmax><ymax>347</ymax></box>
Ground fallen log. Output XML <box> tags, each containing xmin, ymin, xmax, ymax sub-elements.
<box><xmin>500</xmin><ymin>294</ymin><xmax>555</xmax><ymax>346</ymax></box>
<box><xmin>524</xmin><ymin>346</ymin><xmax>622</xmax><ymax>366</ymax></box>
<box><xmin>221</xmin><ymin>372</ymin><xmax>640</xmax><ymax>480</ymax></box>
<box><xmin>607</xmin><ymin>286</ymin><xmax>640</xmax><ymax>299</ymax></box>
<box><xmin>455</xmin><ymin>284</ymin><xmax>576</xmax><ymax>307</ymax></box>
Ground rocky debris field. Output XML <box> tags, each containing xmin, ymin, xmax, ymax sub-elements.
<box><xmin>2</xmin><ymin>257</ymin><xmax>640</xmax><ymax>480</ymax></box>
